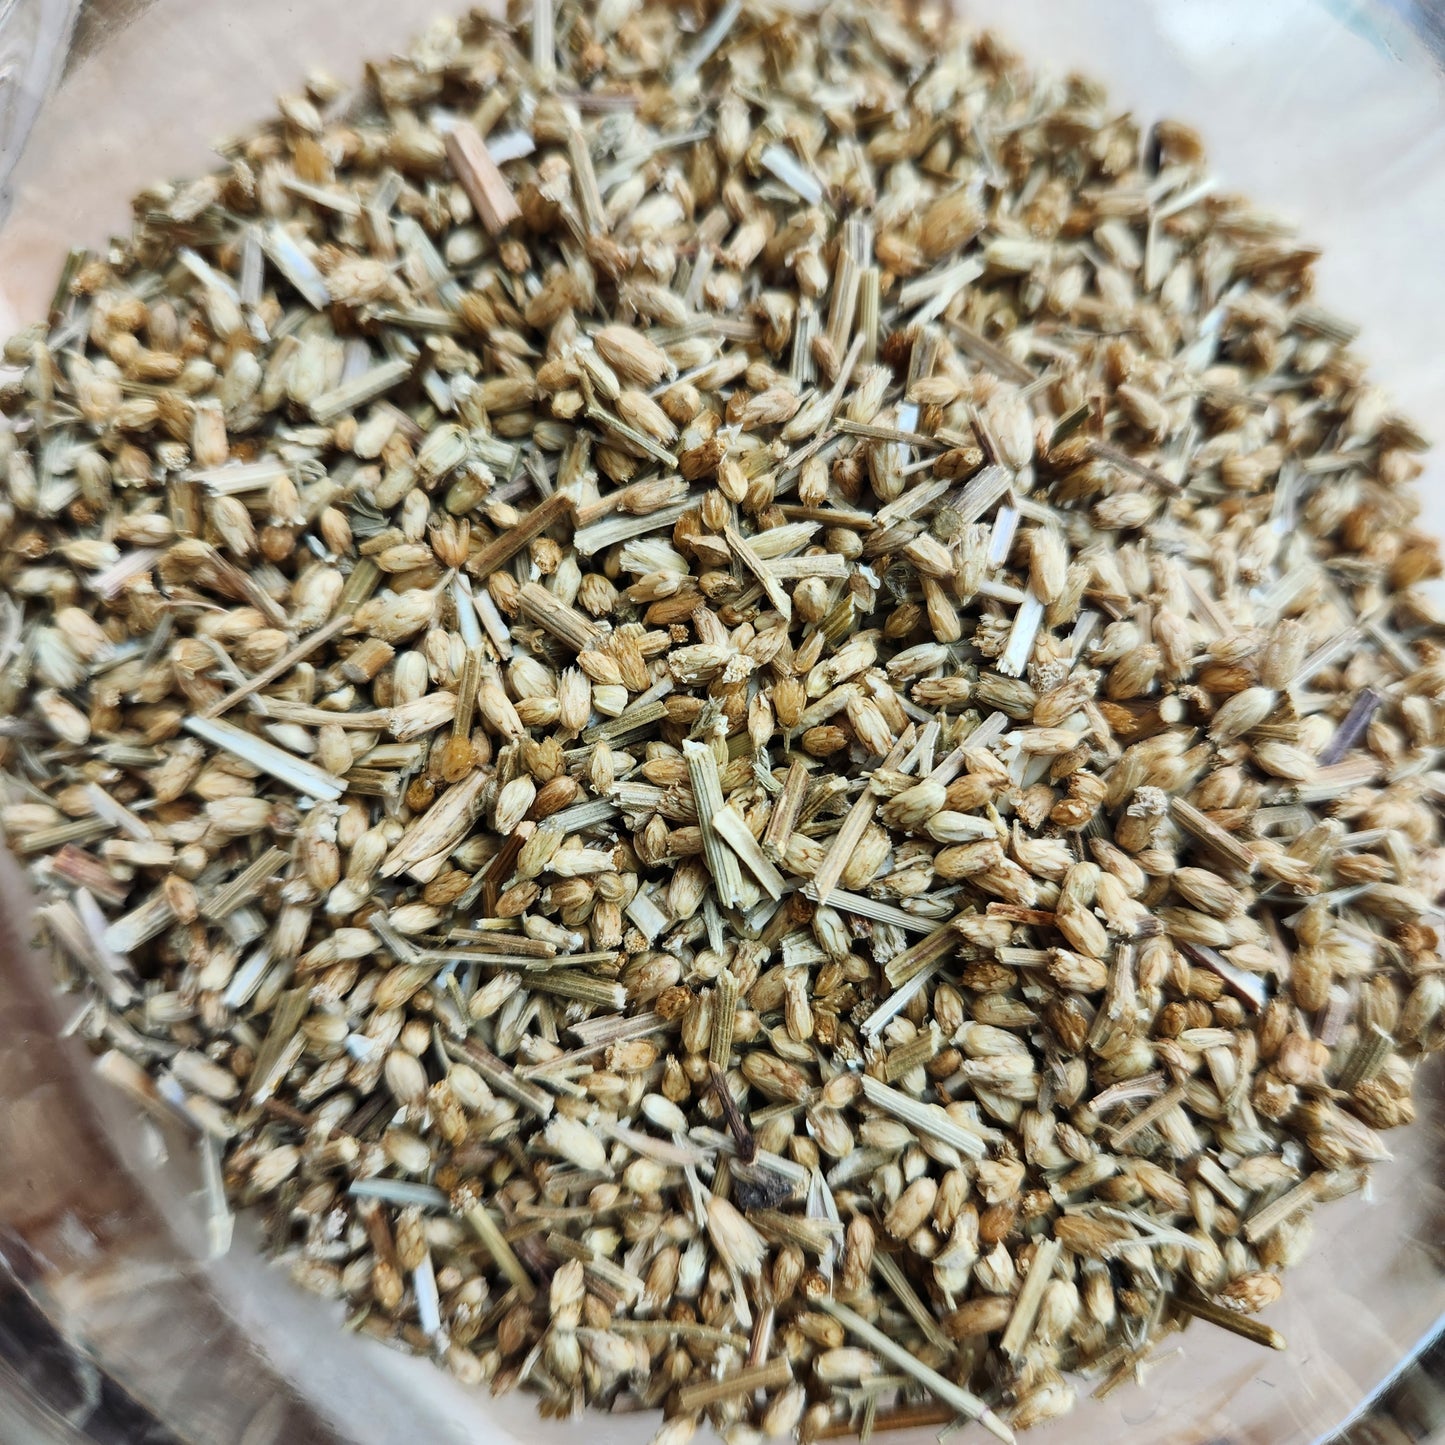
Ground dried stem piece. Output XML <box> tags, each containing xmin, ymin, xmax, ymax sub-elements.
<box><xmin>1174</xmin><ymin>1293</ymin><xmax>1286</xmax><ymax>1351</ymax></box>
<box><xmin>677</xmin><ymin>1357</ymin><xmax>792</xmax><ymax>1413</ymax></box>
<box><xmin>184</xmin><ymin>716</ymin><xmax>345</xmax><ymax>802</ymax></box>
<box><xmin>684</xmin><ymin>739</ymin><xmax>744</xmax><ymax>909</ymax></box>
<box><xmin>469</xmin><ymin>492</ymin><xmax>573</xmax><ymax>579</ymax></box>
<box><xmin>807</xmin><ymin>790</ymin><xmax>877</xmax><ymax>905</ymax></box>
<box><xmin>816</xmin><ymin>1298</ymin><xmax>1014</xmax><ymax>1445</ymax></box>
<box><xmin>445</xmin><ymin>122</ymin><xmax>523</xmax><ymax>234</ymax></box>
<box><xmin>711</xmin><ymin>803</ymin><xmax>786</xmax><ymax>899</ymax></box>
<box><xmin>203</xmin><ymin>614</ymin><xmax>351</xmax><ymax>718</ymax></box>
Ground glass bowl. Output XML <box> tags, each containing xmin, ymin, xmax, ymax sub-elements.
<box><xmin>0</xmin><ymin>2</ymin><xmax>1442</xmax><ymax>1442</ymax></box>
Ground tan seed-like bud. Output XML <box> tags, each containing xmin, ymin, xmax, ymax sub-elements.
<box><xmin>384</xmin><ymin>1049</ymin><xmax>428</xmax><ymax>1108</ymax></box>
<box><xmin>1209</xmin><ymin>686</ymin><xmax>1277</xmax><ymax>741</ymax></box>
<box><xmin>884</xmin><ymin>1176</ymin><xmax>938</xmax><ymax>1238</ymax></box>
<box><xmin>879</xmin><ymin>779</ymin><xmax>946</xmax><ymax>832</ymax></box>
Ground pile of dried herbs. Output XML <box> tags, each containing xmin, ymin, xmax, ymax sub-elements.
<box><xmin>2</xmin><ymin>0</ymin><xmax>1443</xmax><ymax>1439</ymax></box>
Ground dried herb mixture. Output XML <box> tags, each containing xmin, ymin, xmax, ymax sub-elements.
<box><xmin>2</xmin><ymin>0</ymin><xmax>1443</xmax><ymax>1440</ymax></box>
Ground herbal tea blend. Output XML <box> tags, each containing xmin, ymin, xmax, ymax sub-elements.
<box><xmin>2</xmin><ymin>0</ymin><xmax>1443</xmax><ymax>1439</ymax></box>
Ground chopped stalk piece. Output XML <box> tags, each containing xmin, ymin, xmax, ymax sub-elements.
<box><xmin>445</xmin><ymin>121</ymin><xmax>522</xmax><ymax>234</ymax></box>
<box><xmin>806</xmin><ymin>790</ymin><xmax>878</xmax><ymax>905</ymax></box>
<box><xmin>684</xmin><ymin>740</ymin><xmax>745</xmax><ymax>909</ymax></box>
<box><xmin>184</xmin><ymin>716</ymin><xmax>345</xmax><ymax>802</ymax></box>
<box><xmin>816</xmin><ymin>1298</ymin><xmax>1014</xmax><ymax>1445</ymax></box>
<box><xmin>712</xmin><ymin>802</ymin><xmax>787</xmax><ymax>899</ymax></box>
